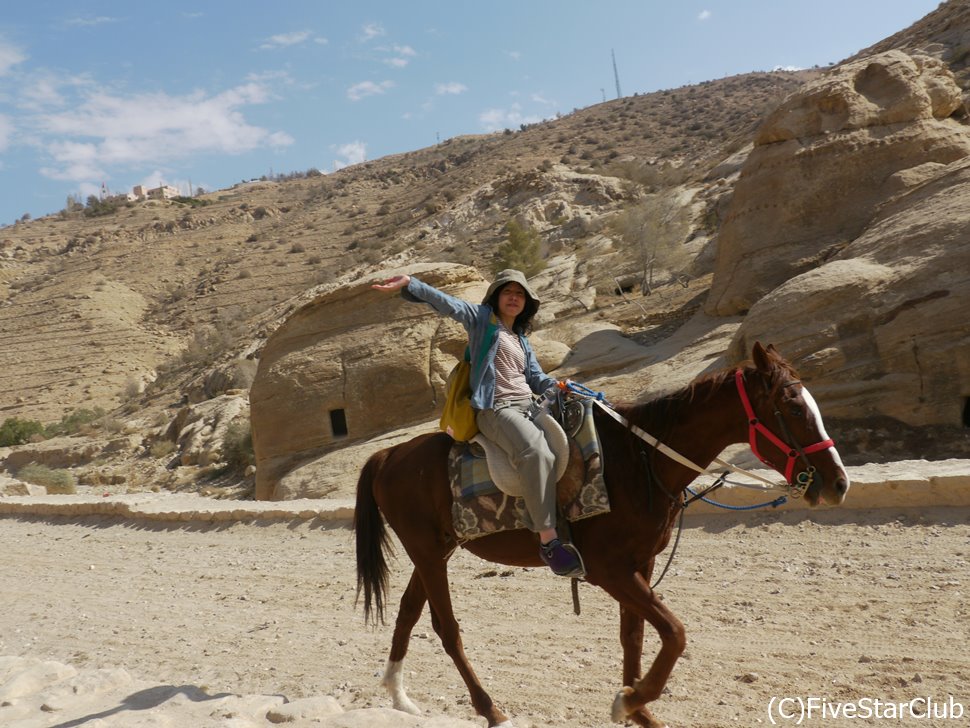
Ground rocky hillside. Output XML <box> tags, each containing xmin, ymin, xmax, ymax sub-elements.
<box><xmin>2</xmin><ymin>1</ymin><xmax>969</xmax><ymax>499</ymax></box>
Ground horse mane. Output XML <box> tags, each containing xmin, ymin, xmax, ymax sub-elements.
<box><xmin>616</xmin><ymin>351</ymin><xmax>801</xmax><ymax>436</ymax></box>
<box><xmin>615</xmin><ymin>367</ymin><xmax>734</xmax><ymax>438</ymax></box>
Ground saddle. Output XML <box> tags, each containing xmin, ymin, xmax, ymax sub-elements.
<box><xmin>468</xmin><ymin>412</ymin><xmax>572</xmax><ymax>498</ymax></box>
<box><xmin>448</xmin><ymin>397</ymin><xmax>610</xmax><ymax>541</ymax></box>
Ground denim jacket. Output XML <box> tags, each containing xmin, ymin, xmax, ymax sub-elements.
<box><xmin>403</xmin><ymin>276</ymin><xmax>557</xmax><ymax>410</ymax></box>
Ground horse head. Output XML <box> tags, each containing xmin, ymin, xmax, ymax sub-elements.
<box><xmin>739</xmin><ymin>342</ymin><xmax>850</xmax><ymax>506</ymax></box>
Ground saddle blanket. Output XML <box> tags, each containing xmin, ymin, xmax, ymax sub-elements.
<box><xmin>449</xmin><ymin>398</ymin><xmax>610</xmax><ymax>541</ymax></box>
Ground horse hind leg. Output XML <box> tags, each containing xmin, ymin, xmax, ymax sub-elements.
<box><xmin>413</xmin><ymin>557</ymin><xmax>512</xmax><ymax>727</ymax></box>
<box><xmin>381</xmin><ymin>570</ymin><xmax>427</xmax><ymax>715</ymax></box>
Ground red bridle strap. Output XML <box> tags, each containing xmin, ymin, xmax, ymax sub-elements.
<box><xmin>734</xmin><ymin>369</ymin><xmax>835</xmax><ymax>484</ymax></box>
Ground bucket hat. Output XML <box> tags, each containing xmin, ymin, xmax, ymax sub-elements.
<box><xmin>481</xmin><ymin>269</ymin><xmax>541</xmax><ymax>306</ymax></box>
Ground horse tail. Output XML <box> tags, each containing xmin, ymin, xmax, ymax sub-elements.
<box><xmin>354</xmin><ymin>447</ymin><xmax>393</xmax><ymax>626</ymax></box>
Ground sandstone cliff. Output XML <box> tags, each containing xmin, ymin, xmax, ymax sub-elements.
<box><xmin>707</xmin><ymin>51</ymin><xmax>969</xmax><ymax>316</ymax></box>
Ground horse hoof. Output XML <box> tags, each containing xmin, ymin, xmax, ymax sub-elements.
<box><xmin>611</xmin><ymin>686</ymin><xmax>635</xmax><ymax>722</ymax></box>
<box><xmin>393</xmin><ymin>696</ymin><xmax>422</xmax><ymax>716</ymax></box>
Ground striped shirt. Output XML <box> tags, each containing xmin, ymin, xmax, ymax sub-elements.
<box><xmin>493</xmin><ymin>323</ymin><xmax>532</xmax><ymax>402</ymax></box>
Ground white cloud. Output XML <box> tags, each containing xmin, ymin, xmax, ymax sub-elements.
<box><xmin>259</xmin><ymin>30</ymin><xmax>327</xmax><ymax>49</ymax></box>
<box><xmin>246</xmin><ymin>69</ymin><xmax>294</xmax><ymax>85</ymax></box>
<box><xmin>40</xmin><ymin>140</ymin><xmax>104</xmax><ymax>181</ymax></box>
<box><xmin>530</xmin><ymin>93</ymin><xmax>555</xmax><ymax>106</ymax></box>
<box><xmin>260</xmin><ymin>30</ymin><xmax>310</xmax><ymax>48</ymax></box>
<box><xmin>17</xmin><ymin>72</ymin><xmax>94</xmax><ymax>111</ymax></box>
<box><xmin>67</xmin><ymin>16</ymin><xmax>120</xmax><ymax>27</ymax></box>
<box><xmin>34</xmin><ymin>82</ymin><xmax>293</xmax><ymax>182</ymax></box>
<box><xmin>0</xmin><ymin>114</ymin><xmax>13</xmax><ymax>151</ymax></box>
<box><xmin>0</xmin><ymin>39</ymin><xmax>26</xmax><ymax>76</ymax></box>
<box><xmin>435</xmin><ymin>82</ymin><xmax>467</xmax><ymax>96</ymax></box>
<box><xmin>479</xmin><ymin>103</ymin><xmax>542</xmax><ymax>132</ymax></box>
<box><xmin>505</xmin><ymin>51</ymin><xmax>521</xmax><ymax>61</ymax></box>
<box><xmin>360</xmin><ymin>23</ymin><xmax>385</xmax><ymax>42</ymax></box>
<box><xmin>22</xmin><ymin>78</ymin><xmax>67</xmax><ymax>109</ymax></box>
<box><xmin>332</xmin><ymin>140</ymin><xmax>366</xmax><ymax>170</ymax></box>
<box><xmin>380</xmin><ymin>44</ymin><xmax>417</xmax><ymax>68</ymax></box>
<box><xmin>346</xmin><ymin>80</ymin><xmax>393</xmax><ymax>101</ymax></box>
<box><xmin>698</xmin><ymin>10</ymin><xmax>712</xmax><ymax>21</ymax></box>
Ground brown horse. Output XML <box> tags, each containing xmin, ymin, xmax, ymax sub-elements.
<box><xmin>355</xmin><ymin>342</ymin><xmax>849</xmax><ymax>727</ymax></box>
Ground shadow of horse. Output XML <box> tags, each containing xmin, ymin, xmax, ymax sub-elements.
<box><xmin>49</xmin><ymin>684</ymin><xmax>240</xmax><ymax>728</ymax></box>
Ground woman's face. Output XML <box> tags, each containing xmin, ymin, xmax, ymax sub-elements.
<box><xmin>497</xmin><ymin>282</ymin><xmax>527</xmax><ymax>321</ymax></box>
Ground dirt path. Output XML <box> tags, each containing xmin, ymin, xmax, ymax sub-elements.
<box><xmin>1</xmin><ymin>506</ymin><xmax>969</xmax><ymax>727</ymax></box>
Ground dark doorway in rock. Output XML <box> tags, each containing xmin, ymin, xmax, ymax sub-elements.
<box><xmin>330</xmin><ymin>408</ymin><xmax>348</xmax><ymax>438</ymax></box>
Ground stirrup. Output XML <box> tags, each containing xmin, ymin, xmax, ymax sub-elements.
<box><xmin>540</xmin><ymin>538</ymin><xmax>586</xmax><ymax>578</ymax></box>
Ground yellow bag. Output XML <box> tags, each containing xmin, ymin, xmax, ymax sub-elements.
<box><xmin>439</xmin><ymin>317</ymin><xmax>497</xmax><ymax>441</ymax></box>
<box><xmin>439</xmin><ymin>359</ymin><xmax>478</xmax><ymax>441</ymax></box>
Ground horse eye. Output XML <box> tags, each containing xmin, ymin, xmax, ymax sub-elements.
<box><xmin>790</xmin><ymin>405</ymin><xmax>804</xmax><ymax>417</ymax></box>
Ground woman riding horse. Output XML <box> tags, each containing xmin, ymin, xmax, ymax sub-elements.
<box><xmin>372</xmin><ymin>269</ymin><xmax>583</xmax><ymax>577</ymax></box>
<box><xmin>356</xmin><ymin>320</ymin><xmax>850</xmax><ymax>727</ymax></box>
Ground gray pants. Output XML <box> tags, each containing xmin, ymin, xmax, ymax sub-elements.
<box><xmin>476</xmin><ymin>398</ymin><xmax>557</xmax><ymax>532</ymax></box>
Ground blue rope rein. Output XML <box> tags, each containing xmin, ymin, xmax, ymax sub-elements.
<box><xmin>564</xmin><ymin>381</ymin><xmax>613</xmax><ymax>407</ymax></box>
<box><xmin>564</xmin><ymin>381</ymin><xmax>786</xmax><ymax>512</ymax></box>
<box><xmin>685</xmin><ymin>486</ymin><xmax>787</xmax><ymax>510</ymax></box>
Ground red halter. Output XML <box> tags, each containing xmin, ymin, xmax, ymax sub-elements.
<box><xmin>735</xmin><ymin>369</ymin><xmax>835</xmax><ymax>493</ymax></box>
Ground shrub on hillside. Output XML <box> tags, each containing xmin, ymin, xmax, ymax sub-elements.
<box><xmin>150</xmin><ymin>440</ymin><xmax>176</xmax><ymax>459</ymax></box>
<box><xmin>492</xmin><ymin>220</ymin><xmax>546</xmax><ymax>277</ymax></box>
<box><xmin>45</xmin><ymin>408</ymin><xmax>107</xmax><ymax>438</ymax></box>
<box><xmin>17</xmin><ymin>463</ymin><xmax>76</xmax><ymax>494</ymax></box>
<box><xmin>83</xmin><ymin>196</ymin><xmax>121</xmax><ymax>218</ymax></box>
<box><xmin>223</xmin><ymin>420</ymin><xmax>254</xmax><ymax>472</ymax></box>
<box><xmin>0</xmin><ymin>417</ymin><xmax>46</xmax><ymax>446</ymax></box>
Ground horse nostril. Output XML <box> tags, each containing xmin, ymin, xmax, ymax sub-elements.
<box><xmin>834</xmin><ymin>478</ymin><xmax>849</xmax><ymax>496</ymax></box>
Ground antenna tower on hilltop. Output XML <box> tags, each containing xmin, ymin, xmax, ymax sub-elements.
<box><xmin>612</xmin><ymin>49</ymin><xmax>622</xmax><ymax>99</ymax></box>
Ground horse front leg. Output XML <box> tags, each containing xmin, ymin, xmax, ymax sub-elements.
<box><xmin>381</xmin><ymin>569</ymin><xmax>427</xmax><ymax>715</ymax></box>
<box><xmin>620</xmin><ymin>604</ymin><xmax>645</xmax><ymax>688</ymax></box>
<box><xmin>608</xmin><ymin>572</ymin><xmax>685</xmax><ymax>727</ymax></box>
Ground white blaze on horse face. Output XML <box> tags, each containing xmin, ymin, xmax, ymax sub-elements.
<box><xmin>801</xmin><ymin>385</ymin><xmax>849</xmax><ymax>483</ymax></box>
<box><xmin>382</xmin><ymin>659</ymin><xmax>422</xmax><ymax>715</ymax></box>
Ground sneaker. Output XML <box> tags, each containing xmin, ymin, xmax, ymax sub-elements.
<box><xmin>539</xmin><ymin>538</ymin><xmax>586</xmax><ymax>578</ymax></box>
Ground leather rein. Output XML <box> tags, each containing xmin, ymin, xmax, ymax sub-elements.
<box><xmin>593</xmin><ymin>368</ymin><xmax>835</xmax><ymax>499</ymax></box>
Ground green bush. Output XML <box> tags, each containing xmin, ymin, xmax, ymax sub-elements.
<box><xmin>83</xmin><ymin>195</ymin><xmax>120</xmax><ymax>218</ymax></box>
<box><xmin>0</xmin><ymin>417</ymin><xmax>46</xmax><ymax>446</ymax></box>
<box><xmin>492</xmin><ymin>220</ymin><xmax>546</xmax><ymax>277</ymax></box>
<box><xmin>45</xmin><ymin>408</ymin><xmax>106</xmax><ymax>438</ymax></box>
<box><xmin>18</xmin><ymin>463</ymin><xmax>76</xmax><ymax>494</ymax></box>
<box><xmin>223</xmin><ymin>420</ymin><xmax>254</xmax><ymax>472</ymax></box>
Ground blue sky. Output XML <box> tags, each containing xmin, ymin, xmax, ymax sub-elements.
<box><xmin>0</xmin><ymin>0</ymin><xmax>942</xmax><ymax>225</ymax></box>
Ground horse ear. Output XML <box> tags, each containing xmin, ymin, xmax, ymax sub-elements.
<box><xmin>752</xmin><ymin>341</ymin><xmax>773</xmax><ymax>373</ymax></box>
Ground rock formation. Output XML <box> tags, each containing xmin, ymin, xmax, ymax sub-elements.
<box><xmin>710</xmin><ymin>52</ymin><xmax>970</xmax><ymax>440</ymax></box>
<box><xmin>727</xmin><ymin>155</ymin><xmax>970</xmax><ymax>431</ymax></box>
<box><xmin>707</xmin><ymin>51</ymin><xmax>970</xmax><ymax>316</ymax></box>
<box><xmin>250</xmin><ymin>264</ymin><xmax>487</xmax><ymax>500</ymax></box>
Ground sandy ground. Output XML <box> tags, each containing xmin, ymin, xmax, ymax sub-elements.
<box><xmin>1</xmin><ymin>503</ymin><xmax>968</xmax><ymax>727</ymax></box>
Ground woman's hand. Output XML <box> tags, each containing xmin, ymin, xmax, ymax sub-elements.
<box><xmin>371</xmin><ymin>274</ymin><xmax>411</xmax><ymax>292</ymax></box>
